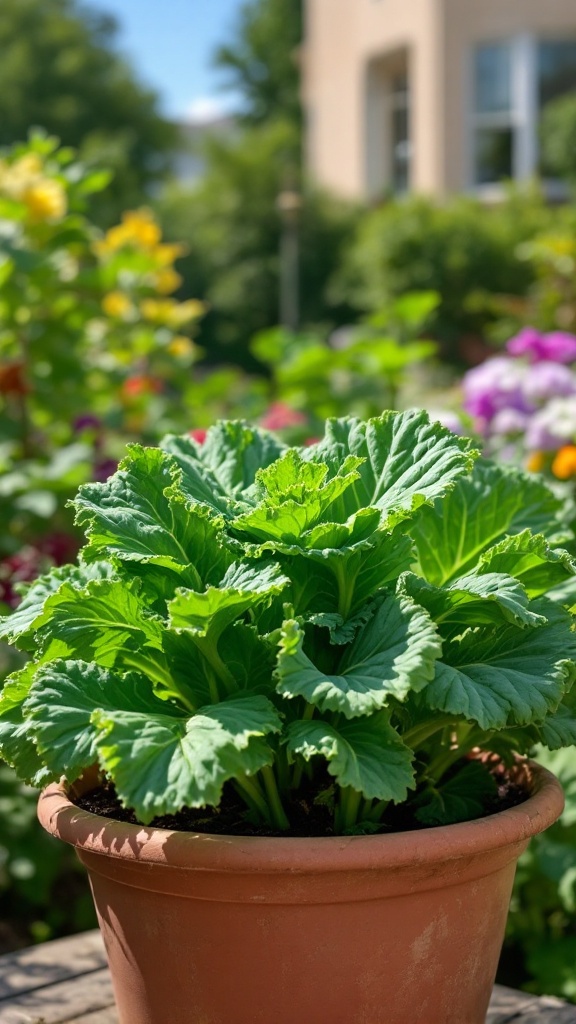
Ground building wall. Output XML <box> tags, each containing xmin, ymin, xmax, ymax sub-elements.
<box><xmin>441</xmin><ymin>0</ymin><xmax>576</xmax><ymax>193</ymax></box>
<box><xmin>303</xmin><ymin>0</ymin><xmax>445</xmax><ymax>198</ymax></box>
<box><xmin>303</xmin><ymin>0</ymin><xmax>576</xmax><ymax>199</ymax></box>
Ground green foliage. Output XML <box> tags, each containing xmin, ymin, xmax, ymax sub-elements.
<box><xmin>501</xmin><ymin>747</ymin><xmax>576</xmax><ymax>1001</ymax></box>
<box><xmin>214</xmin><ymin>0</ymin><xmax>303</xmax><ymax>129</ymax></box>
<box><xmin>0</xmin><ymin>0</ymin><xmax>178</xmax><ymax>224</ymax></box>
<box><xmin>157</xmin><ymin>125</ymin><xmax>359</xmax><ymax>363</ymax></box>
<box><xmin>0</xmin><ymin>135</ymin><xmax>253</xmax><ymax>570</ymax></box>
<box><xmin>334</xmin><ymin>195</ymin><xmax>540</xmax><ymax>356</ymax></box>
<box><xmin>0</xmin><ymin>762</ymin><xmax>95</xmax><ymax>951</ymax></box>
<box><xmin>2</xmin><ymin>411</ymin><xmax>575</xmax><ymax>835</ymax></box>
<box><xmin>250</xmin><ymin>292</ymin><xmax>439</xmax><ymax>424</ymax></box>
<box><xmin>541</xmin><ymin>92</ymin><xmax>576</xmax><ymax>185</ymax></box>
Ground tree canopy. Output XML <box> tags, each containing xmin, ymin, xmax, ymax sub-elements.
<box><xmin>0</xmin><ymin>0</ymin><xmax>179</xmax><ymax>222</ymax></box>
<box><xmin>214</xmin><ymin>0</ymin><xmax>302</xmax><ymax>128</ymax></box>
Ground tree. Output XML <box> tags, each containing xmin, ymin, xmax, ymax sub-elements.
<box><xmin>0</xmin><ymin>0</ymin><xmax>179</xmax><ymax>223</ymax></box>
<box><xmin>214</xmin><ymin>0</ymin><xmax>303</xmax><ymax>128</ymax></box>
<box><xmin>158</xmin><ymin>121</ymin><xmax>358</xmax><ymax>365</ymax></box>
<box><xmin>157</xmin><ymin>0</ymin><xmax>358</xmax><ymax>364</ymax></box>
<box><xmin>540</xmin><ymin>92</ymin><xmax>576</xmax><ymax>185</ymax></box>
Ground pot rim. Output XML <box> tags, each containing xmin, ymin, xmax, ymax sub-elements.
<box><xmin>37</xmin><ymin>759</ymin><xmax>564</xmax><ymax>875</ymax></box>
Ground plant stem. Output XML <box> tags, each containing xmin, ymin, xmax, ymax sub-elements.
<box><xmin>403</xmin><ymin>715</ymin><xmax>454</xmax><ymax>752</ymax></box>
<box><xmin>261</xmin><ymin>765</ymin><xmax>290</xmax><ymax>831</ymax></box>
<box><xmin>291</xmin><ymin>703</ymin><xmax>314</xmax><ymax>790</ymax></box>
<box><xmin>205</xmin><ymin>665</ymin><xmax>220</xmax><ymax>705</ymax></box>
<box><xmin>365</xmin><ymin>798</ymin><xmax>389</xmax><ymax>823</ymax></box>
<box><xmin>332</xmin><ymin>560</ymin><xmax>356</xmax><ymax>620</ymax></box>
<box><xmin>233</xmin><ymin>775</ymin><xmax>273</xmax><ymax>825</ymax></box>
<box><xmin>426</xmin><ymin>728</ymin><xmax>483</xmax><ymax>784</ymax></box>
<box><xmin>275</xmin><ymin>744</ymin><xmax>290</xmax><ymax>794</ymax></box>
<box><xmin>122</xmin><ymin>653</ymin><xmax>196</xmax><ymax>713</ymax></box>
<box><xmin>336</xmin><ymin>786</ymin><xmax>362</xmax><ymax>832</ymax></box>
<box><xmin>199</xmin><ymin>643</ymin><xmax>238</xmax><ymax>698</ymax></box>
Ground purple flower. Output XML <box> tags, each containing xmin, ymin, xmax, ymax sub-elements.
<box><xmin>541</xmin><ymin>332</ymin><xmax>576</xmax><ymax>364</ymax></box>
<box><xmin>74</xmin><ymin>414</ymin><xmax>102</xmax><ymax>432</ymax></box>
<box><xmin>522</xmin><ymin>361</ymin><xmax>576</xmax><ymax>404</ymax></box>
<box><xmin>490</xmin><ymin>408</ymin><xmax>531</xmax><ymax>436</ymax></box>
<box><xmin>525</xmin><ymin>397</ymin><xmax>576</xmax><ymax>451</ymax></box>
<box><xmin>462</xmin><ymin>357</ymin><xmax>530</xmax><ymax>424</ymax></box>
<box><xmin>93</xmin><ymin>458</ymin><xmax>118</xmax><ymax>482</ymax></box>
<box><xmin>506</xmin><ymin>326</ymin><xmax>576</xmax><ymax>363</ymax></box>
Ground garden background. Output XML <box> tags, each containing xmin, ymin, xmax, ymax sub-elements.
<box><xmin>2</xmin><ymin>0</ymin><xmax>576</xmax><ymax>1002</ymax></box>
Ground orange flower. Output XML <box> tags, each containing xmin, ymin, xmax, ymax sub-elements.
<box><xmin>552</xmin><ymin>445</ymin><xmax>576</xmax><ymax>480</ymax></box>
<box><xmin>526</xmin><ymin>451</ymin><xmax>546</xmax><ymax>473</ymax></box>
<box><xmin>121</xmin><ymin>375</ymin><xmax>163</xmax><ymax>400</ymax></box>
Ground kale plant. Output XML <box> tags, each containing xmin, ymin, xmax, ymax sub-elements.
<box><xmin>1</xmin><ymin>411</ymin><xmax>575</xmax><ymax>834</ymax></box>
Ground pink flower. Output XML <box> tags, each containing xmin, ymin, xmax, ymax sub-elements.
<box><xmin>506</xmin><ymin>327</ymin><xmax>576</xmax><ymax>364</ymax></box>
<box><xmin>189</xmin><ymin>428</ymin><xmax>207</xmax><ymax>444</ymax></box>
<box><xmin>260</xmin><ymin>402</ymin><xmax>307</xmax><ymax>431</ymax></box>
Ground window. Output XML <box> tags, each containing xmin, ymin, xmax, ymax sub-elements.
<box><xmin>539</xmin><ymin>41</ymin><xmax>576</xmax><ymax>106</ymax></box>
<box><xmin>472</xmin><ymin>43</ymin><xmax>514</xmax><ymax>184</ymax></box>
<box><xmin>472</xmin><ymin>37</ymin><xmax>576</xmax><ymax>189</ymax></box>
<box><xmin>390</xmin><ymin>72</ymin><xmax>410</xmax><ymax>193</ymax></box>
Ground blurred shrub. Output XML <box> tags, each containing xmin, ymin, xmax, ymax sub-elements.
<box><xmin>0</xmin><ymin>762</ymin><xmax>96</xmax><ymax>952</ymax></box>
<box><xmin>157</xmin><ymin>121</ymin><xmax>360</xmax><ymax>365</ymax></box>
<box><xmin>541</xmin><ymin>92</ymin><xmax>576</xmax><ymax>186</ymax></box>
<box><xmin>0</xmin><ymin>133</ymin><xmax>261</xmax><ymax>578</ymax></box>
<box><xmin>332</xmin><ymin>193</ymin><xmax>557</xmax><ymax>360</ymax></box>
<box><xmin>251</xmin><ymin>290</ymin><xmax>439</xmax><ymax>430</ymax></box>
<box><xmin>499</xmin><ymin>748</ymin><xmax>576</xmax><ymax>1000</ymax></box>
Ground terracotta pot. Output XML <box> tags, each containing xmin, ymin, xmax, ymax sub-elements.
<box><xmin>38</xmin><ymin>760</ymin><xmax>563</xmax><ymax>1024</ymax></box>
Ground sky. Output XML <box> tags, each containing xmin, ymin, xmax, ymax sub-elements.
<box><xmin>84</xmin><ymin>0</ymin><xmax>246</xmax><ymax>122</ymax></box>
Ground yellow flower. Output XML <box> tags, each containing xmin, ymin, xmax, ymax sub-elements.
<box><xmin>174</xmin><ymin>299</ymin><xmax>205</xmax><ymax>324</ymax></box>
<box><xmin>140</xmin><ymin>298</ymin><xmax>166</xmax><ymax>322</ymax></box>
<box><xmin>552</xmin><ymin>445</ymin><xmax>576</xmax><ymax>480</ymax></box>
<box><xmin>140</xmin><ymin>297</ymin><xmax>205</xmax><ymax>327</ymax></box>
<box><xmin>0</xmin><ymin>153</ymin><xmax>43</xmax><ymax>199</ymax></box>
<box><xmin>526</xmin><ymin>451</ymin><xmax>545</xmax><ymax>473</ymax></box>
<box><xmin>123</xmin><ymin>209</ymin><xmax>161</xmax><ymax>248</ymax></box>
<box><xmin>94</xmin><ymin>208</ymin><xmax>163</xmax><ymax>256</ymax></box>
<box><xmin>102</xmin><ymin>291</ymin><xmax>132</xmax><ymax>319</ymax></box>
<box><xmin>153</xmin><ymin>242</ymin><xmax>186</xmax><ymax>266</ymax></box>
<box><xmin>155</xmin><ymin>267</ymin><xmax>182</xmax><ymax>295</ymax></box>
<box><xmin>23</xmin><ymin>179</ymin><xmax>67</xmax><ymax>221</ymax></box>
<box><xmin>168</xmin><ymin>336</ymin><xmax>195</xmax><ymax>357</ymax></box>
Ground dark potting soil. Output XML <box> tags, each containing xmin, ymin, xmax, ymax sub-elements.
<box><xmin>74</xmin><ymin>762</ymin><xmax>529</xmax><ymax>838</ymax></box>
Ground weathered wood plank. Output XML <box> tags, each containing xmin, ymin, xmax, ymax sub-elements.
<box><xmin>0</xmin><ymin>932</ymin><xmax>107</xmax><ymax>1003</ymax></box>
<box><xmin>488</xmin><ymin>984</ymin><xmax>576</xmax><ymax>1023</ymax></box>
<box><xmin>66</xmin><ymin>1012</ymin><xmax>117</xmax><ymax>1024</ymax></box>
<box><xmin>0</xmin><ymin>968</ymin><xmax>114</xmax><ymax>1024</ymax></box>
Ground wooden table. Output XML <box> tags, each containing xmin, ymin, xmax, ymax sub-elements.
<box><xmin>0</xmin><ymin>930</ymin><xmax>575</xmax><ymax>1023</ymax></box>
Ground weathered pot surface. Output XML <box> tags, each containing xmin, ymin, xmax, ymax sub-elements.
<box><xmin>38</xmin><ymin>760</ymin><xmax>564</xmax><ymax>1024</ymax></box>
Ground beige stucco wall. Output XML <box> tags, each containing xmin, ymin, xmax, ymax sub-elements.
<box><xmin>303</xmin><ymin>0</ymin><xmax>445</xmax><ymax>198</ymax></box>
<box><xmin>303</xmin><ymin>0</ymin><xmax>576</xmax><ymax>199</ymax></box>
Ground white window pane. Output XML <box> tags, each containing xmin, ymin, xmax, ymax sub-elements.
<box><xmin>475</xmin><ymin>44</ymin><xmax>512</xmax><ymax>114</ymax></box>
